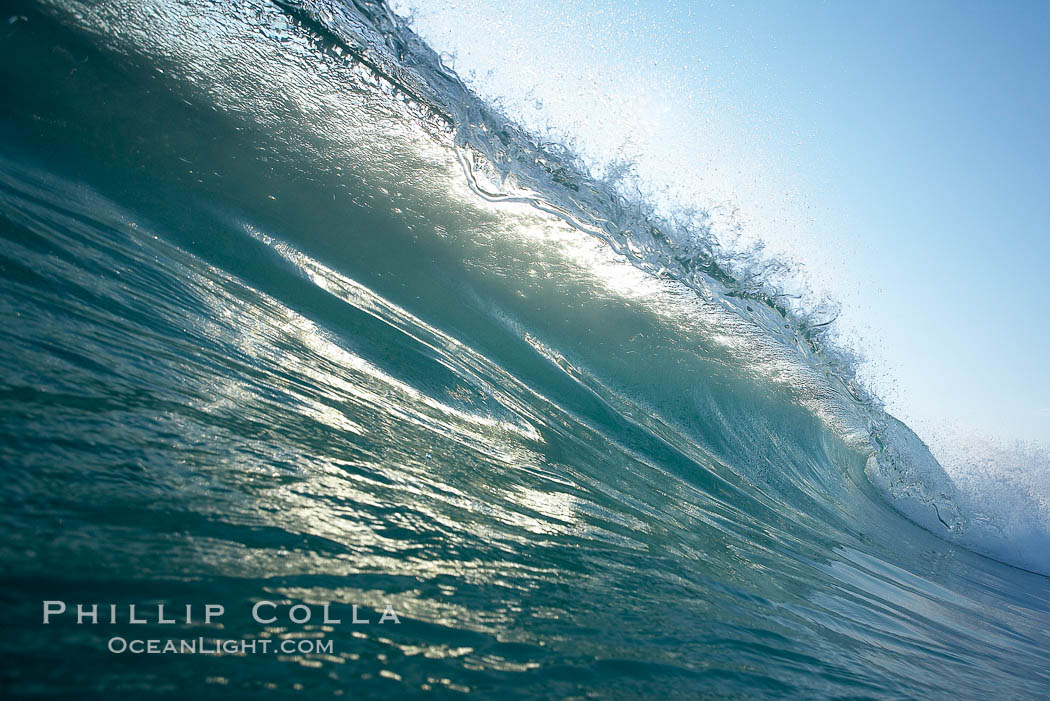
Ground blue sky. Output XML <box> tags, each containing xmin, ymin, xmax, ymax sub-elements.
<box><xmin>393</xmin><ymin>0</ymin><xmax>1050</xmax><ymax>448</ymax></box>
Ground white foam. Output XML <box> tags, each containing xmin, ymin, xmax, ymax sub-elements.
<box><xmin>935</xmin><ymin>438</ymin><xmax>1050</xmax><ymax>577</ymax></box>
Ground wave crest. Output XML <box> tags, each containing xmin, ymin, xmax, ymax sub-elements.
<box><xmin>265</xmin><ymin>0</ymin><xmax>1050</xmax><ymax>575</ymax></box>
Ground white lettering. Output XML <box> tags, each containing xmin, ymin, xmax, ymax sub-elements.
<box><xmin>379</xmin><ymin>605</ymin><xmax>400</xmax><ymax>624</ymax></box>
<box><xmin>252</xmin><ymin>601</ymin><xmax>277</xmax><ymax>624</ymax></box>
<box><xmin>77</xmin><ymin>604</ymin><xmax>98</xmax><ymax>624</ymax></box>
<box><xmin>42</xmin><ymin>600</ymin><xmax>66</xmax><ymax>624</ymax></box>
<box><xmin>322</xmin><ymin>603</ymin><xmax>341</xmax><ymax>624</ymax></box>
<box><xmin>204</xmin><ymin>604</ymin><xmax>224</xmax><ymax>624</ymax></box>
<box><xmin>288</xmin><ymin>604</ymin><xmax>311</xmax><ymax>624</ymax></box>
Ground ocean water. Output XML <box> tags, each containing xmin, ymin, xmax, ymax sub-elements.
<box><xmin>1</xmin><ymin>1</ymin><xmax>1049</xmax><ymax>698</ymax></box>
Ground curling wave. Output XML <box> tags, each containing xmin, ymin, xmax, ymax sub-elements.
<box><xmin>266</xmin><ymin>0</ymin><xmax>1044</xmax><ymax>575</ymax></box>
<box><xmin>1</xmin><ymin>0</ymin><xmax>1049</xmax><ymax>697</ymax></box>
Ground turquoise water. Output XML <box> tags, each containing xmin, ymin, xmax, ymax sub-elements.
<box><xmin>1</xmin><ymin>1</ymin><xmax>1049</xmax><ymax>698</ymax></box>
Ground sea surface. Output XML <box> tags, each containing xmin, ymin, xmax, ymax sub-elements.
<box><xmin>1</xmin><ymin>1</ymin><xmax>1049</xmax><ymax>698</ymax></box>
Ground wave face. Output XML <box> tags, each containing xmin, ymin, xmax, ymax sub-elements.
<box><xmin>1</xmin><ymin>0</ymin><xmax>1048</xmax><ymax>697</ymax></box>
